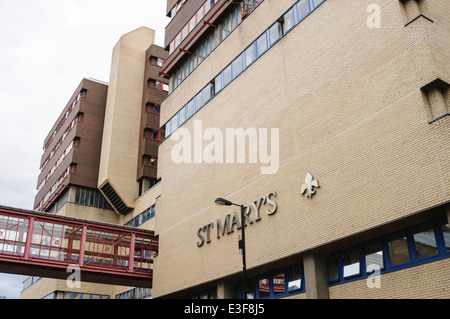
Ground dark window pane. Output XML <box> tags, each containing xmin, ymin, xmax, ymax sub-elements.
<box><xmin>328</xmin><ymin>252</ymin><xmax>339</xmax><ymax>281</ymax></box>
<box><xmin>258</xmin><ymin>276</ymin><xmax>270</xmax><ymax>298</ymax></box>
<box><xmin>413</xmin><ymin>223</ymin><xmax>438</xmax><ymax>259</ymax></box>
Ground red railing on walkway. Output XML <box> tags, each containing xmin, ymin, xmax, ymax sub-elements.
<box><xmin>0</xmin><ymin>206</ymin><xmax>158</xmax><ymax>288</ymax></box>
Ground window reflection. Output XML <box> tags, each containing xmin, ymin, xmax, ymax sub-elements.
<box><xmin>388</xmin><ymin>232</ymin><xmax>410</xmax><ymax>266</ymax></box>
<box><xmin>328</xmin><ymin>252</ymin><xmax>339</xmax><ymax>281</ymax></box>
<box><xmin>272</xmin><ymin>270</ymin><xmax>286</xmax><ymax>295</ymax></box>
<box><xmin>413</xmin><ymin>223</ymin><xmax>438</xmax><ymax>259</ymax></box>
<box><xmin>296</xmin><ymin>0</ymin><xmax>310</xmax><ymax>21</ymax></box>
<box><xmin>258</xmin><ymin>276</ymin><xmax>270</xmax><ymax>298</ymax></box>
<box><xmin>288</xmin><ymin>265</ymin><xmax>302</xmax><ymax>292</ymax></box>
<box><xmin>246</xmin><ymin>278</ymin><xmax>256</xmax><ymax>299</ymax></box>
<box><xmin>343</xmin><ymin>247</ymin><xmax>360</xmax><ymax>278</ymax></box>
<box><xmin>365</xmin><ymin>240</ymin><xmax>384</xmax><ymax>272</ymax></box>
<box><xmin>245</xmin><ymin>43</ymin><xmax>256</xmax><ymax>67</ymax></box>
<box><xmin>268</xmin><ymin>22</ymin><xmax>283</xmax><ymax>46</ymax></box>
<box><xmin>283</xmin><ymin>7</ymin><xmax>296</xmax><ymax>31</ymax></box>
<box><xmin>442</xmin><ymin>219</ymin><xmax>450</xmax><ymax>252</ymax></box>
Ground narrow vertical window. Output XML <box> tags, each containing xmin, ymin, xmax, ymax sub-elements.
<box><xmin>258</xmin><ymin>276</ymin><xmax>270</xmax><ymax>298</ymax></box>
<box><xmin>232</xmin><ymin>53</ymin><xmax>244</xmax><ymax>77</ymax></box>
<box><xmin>365</xmin><ymin>240</ymin><xmax>384</xmax><ymax>272</ymax></box>
<box><xmin>245</xmin><ymin>42</ymin><xmax>256</xmax><ymax>67</ymax></box>
<box><xmin>343</xmin><ymin>247</ymin><xmax>360</xmax><ymax>278</ymax></box>
<box><xmin>268</xmin><ymin>21</ymin><xmax>283</xmax><ymax>46</ymax></box>
<box><xmin>296</xmin><ymin>0</ymin><xmax>311</xmax><ymax>21</ymax></box>
<box><xmin>214</xmin><ymin>73</ymin><xmax>223</xmax><ymax>94</ymax></box>
<box><xmin>283</xmin><ymin>7</ymin><xmax>296</xmax><ymax>32</ymax></box>
<box><xmin>327</xmin><ymin>252</ymin><xmax>340</xmax><ymax>281</ymax></box>
<box><xmin>413</xmin><ymin>223</ymin><xmax>438</xmax><ymax>259</ymax></box>
<box><xmin>287</xmin><ymin>265</ymin><xmax>302</xmax><ymax>292</ymax></box>
<box><xmin>388</xmin><ymin>232</ymin><xmax>410</xmax><ymax>267</ymax></box>
<box><xmin>223</xmin><ymin>64</ymin><xmax>232</xmax><ymax>87</ymax></box>
<box><xmin>256</xmin><ymin>32</ymin><xmax>268</xmax><ymax>56</ymax></box>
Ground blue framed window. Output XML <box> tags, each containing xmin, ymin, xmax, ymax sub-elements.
<box><xmin>124</xmin><ymin>204</ymin><xmax>156</xmax><ymax>228</ymax></box>
<box><xmin>327</xmin><ymin>215</ymin><xmax>450</xmax><ymax>285</ymax></box>
<box><xmin>244</xmin><ymin>42</ymin><xmax>257</xmax><ymax>68</ymax></box>
<box><xmin>256</xmin><ymin>32</ymin><xmax>268</xmax><ymax>57</ymax></box>
<box><xmin>214</xmin><ymin>73</ymin><xmax>223</xmax><ymax>94</ymax></box>
<box><xmin>223</xmin><ymin>63</ymin><xmax>233</xmax><ymax>87</ymax></box>
<box><xmin>268</xmin><ymin>21</ymin><xmax>283</xmax><ymax>46</ymax></box>
<box><xmin>232</xmin><ymin>53</ymin><xmax>245</xmax><ymax>77</ymax></box>
<box><xmin>235</xmin><ymin>263</ymin><xmax>305</xmax><ymax>299</ymax></box>
<box><xmin>297</xmin><ymin>0</ymin><xmax>311</xmax><ymax>22</ymax></box>
<box><xmin>195</xmin><ymin>90</ymin><xmax>204</xmax><ymax>112</ymax></box>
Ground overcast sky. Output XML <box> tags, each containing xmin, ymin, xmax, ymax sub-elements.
<box><xmin>0</xmin><ymin>0</ymin><xmax>168</xmax><ymax>299</ymax></box>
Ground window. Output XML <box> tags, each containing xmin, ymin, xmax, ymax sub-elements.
<box><xmin>413</xmin><ymin>223</ymin><xmax>438</xmax><ymax>259</ymax></box>
<box><xmin>327</xmin><ymin>252</ymin><xmax>339</xmax><ymax>281</ymax></box>
<box><xmin>165</xmin><ymin>0</ymin><xmax>326</xmax><ymax>138</ymax></box>
<box><xmin>312</xmin><ymin>0</ymin><xmax>325</xmax><ymax>8</ymax></box>
<box><xmin>223</xmin><ymin>64</ymin><xmax>232</xmax><ymax>87</ymax></box>
<box><xmin>203</xmin><ymin>83</ymin><xmax>214</xmax><ymax>104</ymax></box>
<box><xmin>272</xmin><ymin>269</ymin><xmax>286</xmax><ymax>296</ymax></box>
<box><xmin>327</xmin><ymin>216</ymin><xmax>450</xmax><ymax>286</ymax></box>
<box><xmin>235</xmin><ymin>263</ymin><xmax>304</xmax><ymax>299</ymax></box>
<box><xmin>144</xmin><ymin>129</ymin><xmax>164</xmax><ymax>142</ymax></box>
<box><xmin>296</xmin><ymin>0</ymin><xmax>310</xmax><ymax>22</ymax></box>
<box><xmin>186</xmin><ymin>100</ymin><xmax>195</xmax><ymax>119</ymax></box>
<box><xmin>365</xmin><ymin>240</ymin><xmax>384</xmax><ymax>272</ymax></box>
<box><xmin>75</xmin><ymin>186</ymin><xmax>112</xmax><ymax>210</ymax></box>
<box><xmin>233</xmin><ymin>53</ymin><xmax>244</xmax><ymax>77</ymax></box>
<box><xmin>179</xmin><ymin>106</ymin><xmax>186</xmax><ymax>124</ymax></box>
<box><xmin>441</xmin><ymin>219</ymin><xmax>450</xmax><ymax>252</ymax></box>
<box><xmin>143</xmin><ymin>156</ymin><xmax>158</xmax><ymax>168</ymax></box>
<box><xmin>258</xmin><ymin>276</ymin><xmax>270</xmax><ymax>298</ymax></box>
<box><xmin>283</xmin><ymin>7</ymin><xmax>296</xmax><ymax>32</ymax></box>
<box><xmin>288</xmin><ymin>265</ymin><xmax>302</xmax><ymax>292</ymax></box>
<box><xmin>146</xmin><ymin>103</ymin><xmax>160</xmax><ymax>114</ymax></box>
<box><xmin>214</xmin><ymin>74</ymin><xmax>223</xmax><ymax>94</ymax></box>
<box><xmin>195</xmin><ymin>91</ymin><xmax>204</xmax><ymax>112</ymax></box>
<box><xmin>245</xmin><ymin>42</ymin><xmax>256</xmax><ymax>67</ymax></box>
<box><xmin>343</xmin><ymin>247</ymin><xmax>360</xmax><ymax>278</ymax></box>
<box><xmin>268</xmin><ymin>21</ymin><xmax>283</xmax><ymax>46</ymax></box>
<box><xmin>388</xmin><ymin>232</ymin><xmax>410</xmax><ymax>267</ymax></box>
<box><xmin>256</xmin><ymin>32</ymin><xmax>268</xmax><ymax>56</ymax></box>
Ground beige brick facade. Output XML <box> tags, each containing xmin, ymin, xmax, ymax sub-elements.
<box><xmin>22</xmin><ymin>0</ymin><xmax>449</xmax><ymax>300</ymax></box>
<box><xmin>154</xmin><ymin>0</ymin><xmax>450</xmax><ymax>298</ymax></box>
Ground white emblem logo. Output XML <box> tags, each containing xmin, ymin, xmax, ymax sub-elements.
<box><xmin>301</xmin><ymin>172</ymin><xmax>320</xmax><ymax>198</ymax></box>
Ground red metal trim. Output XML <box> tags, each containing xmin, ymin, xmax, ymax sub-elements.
<box><xmin>0</xmin><ymin>205</ymin><xmax>158</xmax><ymax>285</ymax></box>
<box><xmin>128</xmin><ymin>233</ymin><xmax>136</xmax><ymax>273</ymax></box>
<box><xmin>78</xmin><ymin>225</ymin><xmax>87</xmax><ymax>267</ymax></box>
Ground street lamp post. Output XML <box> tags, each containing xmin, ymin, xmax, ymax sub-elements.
<box><xmin>215</xmin><ymin>198</ymin><xmax>247</xmax><ymax>299</ymax></box>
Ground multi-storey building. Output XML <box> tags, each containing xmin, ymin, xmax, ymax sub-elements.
<box><xmin>154</xmin><ymin>0</ymin><xmax>450</xmax><ymax>299</ymax></box>
<box><xmin>23</xmin><ymin>0</ymin><xmax>450</xmax><ymax>300</ymax></box>
<box><xmin>22</xmin><ymin>27</ymin><xmax>168</xmax><ymax>299</ymax></box>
